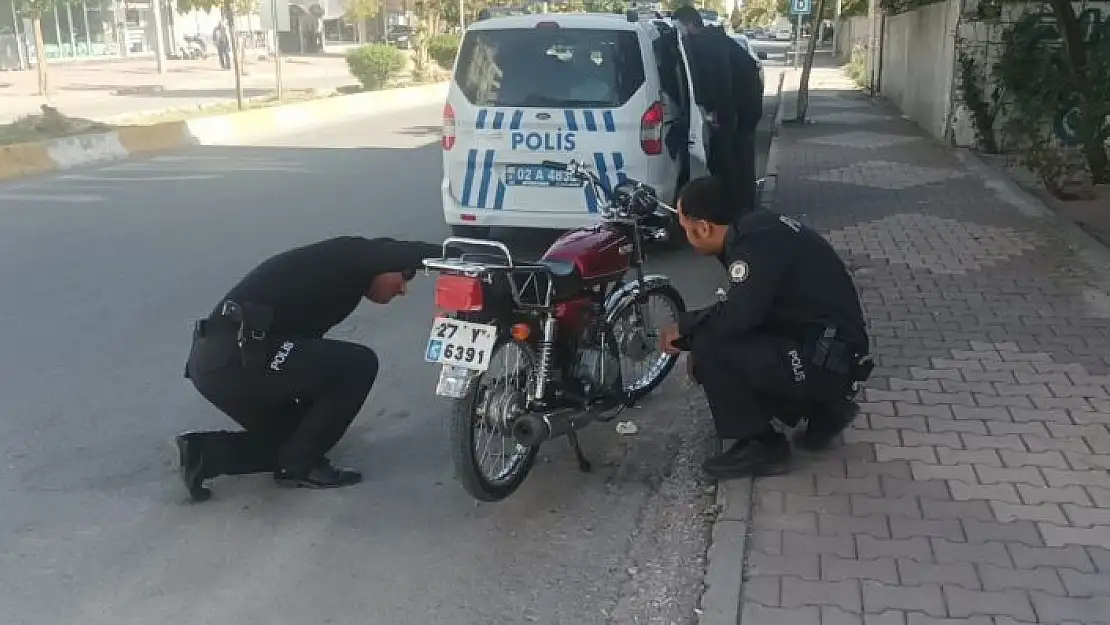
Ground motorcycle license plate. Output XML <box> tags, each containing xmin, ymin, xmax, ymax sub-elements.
<box><xmin>424</xmin><ymin>317</ymin><xmax>497</xmax><ymax>372</ymax></box>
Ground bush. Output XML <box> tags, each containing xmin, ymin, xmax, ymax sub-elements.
<box><xmin>427</xmin><ymin>34</ymin><xmax>461</xmax><ymax>70</ymax></box>
<box><xmin>346</xmin><ymin>44</ymin><xmax>407</xmax><ymax>91</ymax></box>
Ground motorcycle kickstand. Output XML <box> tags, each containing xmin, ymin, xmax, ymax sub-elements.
<box><xmin>567</xmin><ymin>431</ymin><xmax>592</xmax><ymax>473</ymax></box>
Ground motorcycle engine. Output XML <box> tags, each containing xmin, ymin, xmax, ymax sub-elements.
<box><xmin>572</xmin><ymin>336</ymin><xmax>622</xmax><ymax>398</ymax></box>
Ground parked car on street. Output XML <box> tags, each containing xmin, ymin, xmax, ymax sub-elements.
<box><xmin>386</xmin><ymin>25</ymin><xmax>415</xmax><ymax>49</ymax></box>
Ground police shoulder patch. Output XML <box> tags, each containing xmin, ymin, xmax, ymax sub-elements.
<box><xmin>729</xmin><ymin>260</ymin><xmax>750</xmax><ymax>283</ymax></box>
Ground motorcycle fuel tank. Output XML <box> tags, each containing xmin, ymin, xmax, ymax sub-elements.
<box><xmin>541</xmin><ymin>227</ymin><xmax>632</xmax><ymax>282</ymax></box>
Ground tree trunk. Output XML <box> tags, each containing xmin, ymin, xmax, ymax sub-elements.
<box><xmin>226</xmin><ymin>1</ymin><xmax>245</xmax><ymax>110</ymax></box>
<box><xmin>32</xmin><ymin>16</ymin><xmax>48</xmax><ymax>97</ymax></box>
<box><xmin>795</xmin><ymin>0</ymin><xmax>829</xmax><ymax>122</ymax></box>
<box><xmin>1048</xmin><ymin>0</ymin><xmax>1108</xmax><ymax>182</ymax></box>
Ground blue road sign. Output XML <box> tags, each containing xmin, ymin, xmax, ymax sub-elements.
<box><xmin>791</xmin><ymin>0</ymin><xmax>812</xmax><ymax>14</ymax></box>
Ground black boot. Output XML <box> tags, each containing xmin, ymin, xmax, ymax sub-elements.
<box><xmin>173</xmin><ymin>432</ymin><xmax>212</xmax><ymax>502</ymax></box>
<box><xmin>702</xmin><ymin>434</ymin><xmax>790</xmax><ymax>479</ymax></box>
<box><xmin>795</xmin><ymin>400</ymin><xmax>860</xmax><ymax>451</ymax></box>
<box><xmin>274</xmin><ymin>458</ymin><xmax>362</xmax><ymax>489</ymax></box>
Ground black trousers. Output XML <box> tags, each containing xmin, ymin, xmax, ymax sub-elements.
<box><xmin>185</xmin><ymin>331</ymin><xmax>379</xmax><ymax>477</ymax></box>
<box><xmin>690</xmin><ymin>331</ymin><xmax>847</xmax><ymax>441</ymax></box>
<box><xmin>217</xmin><ymin>45</ymin><xmax>231</xmax><ymax>69</ymax></box>
<box><xmin>707</xmin><ymin>124</ymin><xmax>759</xmax><ymax>210</ymax></box>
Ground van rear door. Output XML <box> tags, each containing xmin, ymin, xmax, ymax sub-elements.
<box><xmin>445</xmin><ymin>24</ymin><xmax>655</xmax><ymax>215</ymax></box>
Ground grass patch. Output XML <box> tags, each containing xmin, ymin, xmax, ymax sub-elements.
<box><xmin>0</xmin><ymin>106</ymin><xmax>115</xmax><ymax>146</ymax></box>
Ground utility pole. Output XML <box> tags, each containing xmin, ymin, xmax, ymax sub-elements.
<box><xmin>151</xmin><ymin>0</ymin><xmax>167</xmax><ymax>74</ymax></box>
<box><xmin>458</xmin><ymin>0</ymin><xmax>465</xmax><ymax>30</ymax></box>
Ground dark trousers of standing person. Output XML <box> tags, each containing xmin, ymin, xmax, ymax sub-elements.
<box><xmin>181</xmin><ymin>317</ymin><xmax>379</xmax><ymax>485</ymax></box>
<box><xmin>734</xmin><ymin>123</ymin><xmax>758</xmax><ymax>209</ymax></box>
<box><xmin>217</xmin><ymin>44</ymin><xmax>231</xmax><ymax>69</ymax></box>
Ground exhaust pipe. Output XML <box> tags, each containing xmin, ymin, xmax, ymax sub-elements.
<box><xmin>512</xmin><ymin>408</ymin><xmax>597</xmax><ymax>447</ymax></box>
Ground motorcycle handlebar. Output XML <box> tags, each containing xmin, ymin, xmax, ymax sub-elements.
<box><xmin>540</xmin><ymin>159</ymin><xmax>672</xmax><ymax>219</ymax></box>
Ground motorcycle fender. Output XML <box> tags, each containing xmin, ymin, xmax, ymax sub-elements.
<box><xmin>602</xmin><ymin>275</ymin><xmax>674</xmax><ymax>326</ymax></box>
<box><xmin>436</xmin><ymin>363</ymin><xmax>482</xmax><ymax>399</ymax></box>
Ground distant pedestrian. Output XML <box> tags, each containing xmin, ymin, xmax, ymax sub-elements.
<box><xmin>213</xmin><ymin>22</ymin><xmax>231</xmax><ymax>70</ymax></box>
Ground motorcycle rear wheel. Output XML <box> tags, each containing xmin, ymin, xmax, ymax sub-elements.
<box><xmin>450</xmin><ymin>336</ymin><xmax>540</xmax><ymax>502</ymax></box>
<box><xmin>608</xmin><ymin>282</ymin><xmax>686</xmax><ymax>401</ymax></box>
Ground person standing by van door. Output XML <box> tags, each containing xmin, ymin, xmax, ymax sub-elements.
<box><xmin>724</xmin><ymin>34</ymin><xmax>765</xmax><ymax>208</ymax></box>
<box><xmin>671</xmin><ymin>6</ymin><xmax>739</xmax><ymax>195</ymax></box>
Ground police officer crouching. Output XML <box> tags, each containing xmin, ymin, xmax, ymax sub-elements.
<box><xmin>175</xmin><ymin>236</ymin><xmax>441</xmax><ymax>502</ymax></box>
<box><xmin>661</xmin><ymin>177</ymin><xmax>874</xmax><ymax>479</ymax></box>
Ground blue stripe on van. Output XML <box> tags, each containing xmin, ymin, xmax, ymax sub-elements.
<box><xmin>493</xmin><ymin>180</ymin><xmax>507</xmax><ymax>210</ymax></box>
<box><xmin>509</xmin><ymin>110</ymin><xmax>524</xmax><ymax>130</ymax></box>
<box><xmin>613</xmin><ymin>152</ymin><xmax>628</xmax><ymax>185</ymax></box>
<box><xmin>584</xmin><ymin>181</ymin><xmax>599</xmax><ymax>213</ymax></box>
<box><xmin>583</xmin><ymin>111</ymin><xmax>598</xmax><ymax>132</ymax></box>
<box><xmin>460</xmin><ymin>149</ymin><xmax>478</xmax><ymax>207</ymax></box>
<box><xmin>602</xmin><ymin>111</ymin><xmax>616</xmax><ymax>132</ymax></box>
<box><xmin>593</xmin><ymin>152</ymin><xmax>611</xmax><ymax>195</ymax></box>
<box><xmin>563</xmin><ymin>110</ymin><xmax>579</xmax><ymax>132</ymax></box>
<box><xmin>476</xmin><ymin>150</ymin><xmax>495</xmax><ymax>208</ymax></box>
<box><xmin>492</xmin><ymin>111</ymin><xmax>505</xmax><ymax>130</ymax></box>
<box><xmin>475</xmin><ymin>109</ymin><xmax>488</xmax><ymax>130</ymax></box>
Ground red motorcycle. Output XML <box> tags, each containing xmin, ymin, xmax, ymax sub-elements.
<box><xmin>421</xmin><ymin>159</ymin><xmax>688</xmax><ymax>502</ymax></box>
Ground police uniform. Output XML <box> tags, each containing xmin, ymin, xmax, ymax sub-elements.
<box><xmin>176</xmin><ymin>236</ymin><xmax>440</xmax><ymax>501</ymax></box>
<box><xmin>675</xmin><ymin>209</ymin><xmax>872</xmax><ymax>472</ymax></box>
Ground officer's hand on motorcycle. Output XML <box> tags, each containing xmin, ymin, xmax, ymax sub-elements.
<box><xmin>660</xmin><ymin>326</ymin><xmax>683</xmax><ymax>355</ymax></box>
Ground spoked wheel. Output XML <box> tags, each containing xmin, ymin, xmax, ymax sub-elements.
<box><xmin>608</xmin><ymin>283</ymin><xmax>686</xmax><ymax>401</ymax></box>
<box><xmin>449</xmin><ymin>337</ymin><xmax>541</xmax><ymax>502</ymax></box>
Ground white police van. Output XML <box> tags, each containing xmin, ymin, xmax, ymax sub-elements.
<box><xmin>439</xmin><ymin>11</ymin><xmax>709</xmax><ymax>236</ymax></box>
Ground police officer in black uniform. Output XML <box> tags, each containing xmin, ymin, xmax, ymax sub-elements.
<box><xmin>661</xmin><ymin>177</ymin><xmax>873</xmax><ymax>478</ymax></box>
<box><xmin>174</xmin><ymin>236</ymin><xmax>441</xmax><ymax>502</ymax></box>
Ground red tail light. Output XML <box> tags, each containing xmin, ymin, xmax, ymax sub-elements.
<box><xmin>640</xmin><ymin>101</ymin><xmax>664</xmax><ymax>155</ymax></box>
<box><xmin>442</xmin><ymin>103</ymin><xmax>456</xmax><ymax>151</ymax></box>
<box><xmin>435</xmin><ymin>274</ymin><xmax>483</xmax><ymax>312</ymax></box>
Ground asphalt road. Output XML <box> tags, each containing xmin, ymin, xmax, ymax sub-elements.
<box><xmin>0</xmin><ymin>75</ymin><xmax>780</xmax><ymax>625</ymax></box>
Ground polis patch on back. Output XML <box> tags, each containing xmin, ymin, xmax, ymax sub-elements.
<box><xmin>510</xmin><ymin>129</ymin><xmax>577</xmax><ymax>152</ymax></box>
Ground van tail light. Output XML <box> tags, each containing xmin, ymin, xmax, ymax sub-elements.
<box><xmin>442</xmin><ymin>103</ymin><xmax>456</xmax><ymax>151</ymax></box>
<box><xmin>435</xmin><ymin>274</ymin><xmax>483</xmax><ymax>312</ymax></box>
<box><xmin>640</xmin><ymin>101</ymin><xmax>664</xmax><ymax>155</ymax></box>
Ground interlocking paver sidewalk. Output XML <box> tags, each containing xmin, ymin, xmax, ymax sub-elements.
<box><xmin>737</xmin><ymin>66</ymin><xmax>1110</xmax><ymax>624</ymax></box>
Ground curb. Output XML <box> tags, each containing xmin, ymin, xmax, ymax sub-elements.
<box><xmin>0</xmin><ymin>81</ymin><xmax>448</xmax><ymax>182</ymax></box>
<box><xmin>758</xmin><ymin>71</ymin><xmax>788</xmax><ymax>211</ymax></box>
<box><xmin>697</xmin><ymin>72</ymin><xmax>789</xmax><ymax>625</ymax></box>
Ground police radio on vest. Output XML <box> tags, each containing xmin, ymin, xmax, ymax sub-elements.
<box><xmin>510</xmin><ymin>130</ymin><xmax>577</xmax><ymax>151</ymax></box>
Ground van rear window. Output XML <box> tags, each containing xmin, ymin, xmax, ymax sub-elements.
<box><xmin>453</xmin><ymin>28</ymin><xmax>646</xmax><ymax>109</ymax></box>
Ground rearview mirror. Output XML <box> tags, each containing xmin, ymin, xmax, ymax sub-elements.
<box><xmin>757</xmin><ymin>51</ymin><xmax>768</xmax><ymax>60</ymax></box>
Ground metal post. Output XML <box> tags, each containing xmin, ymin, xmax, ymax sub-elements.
<box><xmin>150</xmin><ymin>0</ymin><xmax>166</xmax><ymax>73</ymax></box>
<box><xmin>793</xmin><ymin>13</ymin><xmax>801</xmax><ymax>68</ymax></box>
<box><xmin>458</xmin><ymin>0</ymin><xmax>465</xmax><ymax>30</ymax></box>
<box><xmin>271</xmin><ymin>0</ymin><xmax>283</xmax><ymax>99</ymax></box>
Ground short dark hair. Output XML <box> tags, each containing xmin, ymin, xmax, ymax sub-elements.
<box><xmin>677</xmin><ymin>176</ymin><xmax>738</xmax><ymax>225</ymax></box>
<box><xmin>670</xmin><ymin>5</ymin><xmax>703</xmax><ymax>28</ymax></box>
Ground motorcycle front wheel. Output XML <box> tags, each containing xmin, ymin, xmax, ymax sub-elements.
<box><xmin>449</xmin><ymin>336</ymin><xmax>541</xmax><ymax>502</ymax></box>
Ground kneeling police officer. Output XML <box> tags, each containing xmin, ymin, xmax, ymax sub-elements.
<box><xmin>174</xmin><ymin>235</ymin><xmax>441</xmax><ymax>502</ymax></box>
<box><xmin>662</xmin><ymin>177</ymin><xmax>873</xmax><ymax>479</ymax></box>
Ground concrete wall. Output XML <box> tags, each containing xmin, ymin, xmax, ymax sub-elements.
<box><xmin>834</xmin><ymin>15</ymin><xmax>871</xmax><ymax>63</ymax></box>
<box><xmin>878</xmin><ymin>0</ymin><xmax>960</xmax><ymax>141</ymax></box>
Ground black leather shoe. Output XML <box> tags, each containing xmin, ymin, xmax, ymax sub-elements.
<box><xmin>702</xmin><ymin>435</ymin><xmax>790</xmax><ymax>480</ymax></box>
<box><xmin>795</xmin><ymin>401</ymin><xmax>860</xmax><ymax>451</ymax></box>
<box><xmin>173</xmin><ymin>433</ymin><xmax>212</xmax><ymax>503</ymax></box>
<box><xmin>274</xmin><ymin>459</ymin><xmax>362</xmax><ymax>489</ymax></box>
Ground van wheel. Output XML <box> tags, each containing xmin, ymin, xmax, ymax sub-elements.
<box><xmin>451</xmin><ymin>225</ymin><xmax>491</xmax><ymax>239</ymax></box>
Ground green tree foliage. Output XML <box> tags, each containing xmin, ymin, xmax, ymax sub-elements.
<box><xmin>346</xmin><ymin>43</ymin><xmax>407</xmax><ymax>90</ymax></box>
<box><xmin>427</xmin><ymin>33</ymin><xmax>461</xmax><ymax>69</ymax></box>
<box><xmin>343</xmin><ymin>0</ymin><xmax>382</xmax><ymax>42</ymax></box>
